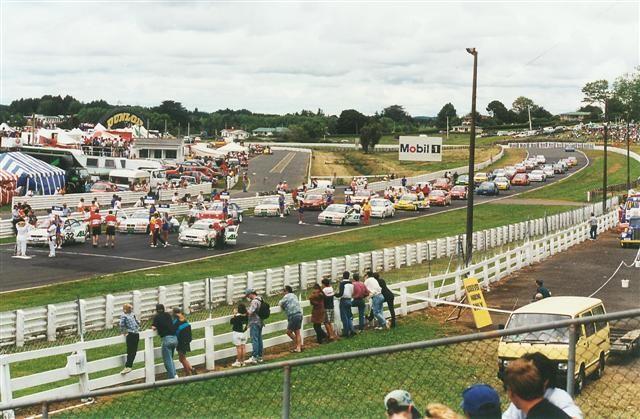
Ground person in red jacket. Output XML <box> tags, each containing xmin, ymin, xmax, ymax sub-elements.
<box><xmin>104</xmin><ymin>210</ymin><xmax>118</xmax><ymax>248</ymax></box>
<box><xmin>89</xmin><ymin>209</ymin><xmax>103</xmax><ymax>248</ymax></box>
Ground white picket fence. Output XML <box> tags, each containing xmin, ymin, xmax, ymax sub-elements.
<box><xmin>0</xmin><ymin>207</ymin><xmax>620</xmax><ymax>408</ymax></box>
<box><xmin>508</xmin><ymin>142</ymin><xmax>596</xmax><ymax>149</ymax></box>
<box><xmin>0</xmin><ymin>197</ymin><xmax>617</xmax><ymax>348</ymax></box>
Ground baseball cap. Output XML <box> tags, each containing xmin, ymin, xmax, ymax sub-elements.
<box><xmin>244</xmin><ymin>288</ymin><xmax>256</xmax><ymax>296</ymax></box>
<box><xmin>384</xmin><ymin>389</ymin><xmax>413</xmax><ymax>410</ymax></box>
<box><xmin>461</xmin><ymin>384</ymin><xmax>501</xmax><ymax>416</ymax></box>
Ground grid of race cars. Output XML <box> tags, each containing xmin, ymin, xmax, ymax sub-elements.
<box><xmin>21</xmin><ymin>150</ymin><xmax>581</xmax><ymax>251</ymax></box>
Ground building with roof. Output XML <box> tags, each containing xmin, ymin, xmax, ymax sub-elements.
<box><xmin>220</xmin><ymin>129</ymin><xmax>249</xmax><ymax>142</ymax></box>
<box><xmin>559</xmin><ymin>112</ymin><xmax>591</xmax><ymax>122</ymax></box>
<box><xmin>251</xmin><ymin>127</ymin><xmax>289</xmax><ymax>137</ymax></box>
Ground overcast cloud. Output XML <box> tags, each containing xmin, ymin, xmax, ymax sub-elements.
<box><xmin>1</xmin><ymin>0</ymin><xmax>638</xmax><ymax>116</ymax></box>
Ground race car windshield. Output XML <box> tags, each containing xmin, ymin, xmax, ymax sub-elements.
<box><xmin>191</xmin><ymin>222</ymin><xmax>211</xmax><ymax>230</ymax></box>
<box><xmin>479</xmin><ymin>182</ymin><xmax>494</xmax><ymax>189</ymax></box>
<box><xmin>452</xmin><ymin>186</ymin><xmax>465</xmax><ymax>191</ymax></box>
<box><xmin>325</xmin><ymin>205</ymin><xmax>346</xmax><ymax>213</ymax></box>
<box><xmin>369</xmin><ymin>200</ymin><xmax>386</xmax><ymax>207</ymax></box>
<box><xmin>306</xmin><ymin>195</ymin><xmax>322</xmax><ymax>200</ymax></box>
<box><xmin>131</xmin><ymin>212</ymin><xmax>148</xmax><ymax>219</ymax></box>
<box><xmin>400</xmin><ymin>194</ymin><xmax>417</xmax><ymax>202</ymax></box>
<box><xmin>502</xmin><ymin>313</ymin><xmax>571</xmax><ymax>343</ymax></box>
<box><xmin>495</xmin><ymin>177</ymin><xmax>509</xmax><ymax>183</ymax></box>
<box><xmin>355</xmin><ymin>191</ymin><xmax>370</xmax><ymax>197</ymax></box>
<box><xmin>430</xmin><ymin>190</ymin><xmax>445</xmax><ymax>196</ymax></box>
<box><xmin>209</xmin><ymin>203</ymin><xmax>224</xmax><ymax>211</ymax></box>
<box><xmin>262</xmin><ymin>197</ymin><xmax>280</xmax><ymax>205</ymax></box>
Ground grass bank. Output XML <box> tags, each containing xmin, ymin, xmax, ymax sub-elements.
<box><xmin>0</xmin><ymin>203</ymin><xmax>574</xmax><ymax>311</ymax></box>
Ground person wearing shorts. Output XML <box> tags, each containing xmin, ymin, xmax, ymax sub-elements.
<box><xmin>279</xmin><ymin>286</ymin><xmax>303</xmax><ymax>353</ymax></box>
<box><xmin>89</xmin><ymin>209</ymin><xmax>103</xmax><ymax>248</ymax></box>
<box><xmin>230</xmin><ymin>303</ymin><xmax>248</xmax><ymax>367</ymax></box>
<box><xmin>321</xmin><ymin>278</ymin><xmax>338</xmax><ymax>340</ymax></box>
<box><xmin>105</xmin><ymin>210</ymin><xmax>118</xmax><ymax>248</ymax></box>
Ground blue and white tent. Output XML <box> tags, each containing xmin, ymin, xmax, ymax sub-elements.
<box><xmin>0</xmin><ymin>152</ymin><xmax>66</xmax><ymax>196</ymax></box>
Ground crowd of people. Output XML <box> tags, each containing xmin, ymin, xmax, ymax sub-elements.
<box><xmin>385</xmin><ymin>352</ymin><xmax>581</xmax><ymax>419</ymax></box>
<box><xmin>81</xmin><ymin>136</ymin><xmax>134</xmax><ymax>158</ymax></box>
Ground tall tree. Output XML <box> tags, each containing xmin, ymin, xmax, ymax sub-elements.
<box><xmin>336</xmin><ymin>109</ymin><xmax>368</xmax><ymax>134</ymax></box>
<box><xmin>613</xmin><ymin>69</ymin><xmax>640</xmax><ymax>121</ymax></box>
<box><xmin>381</xmin><ymin>105</ymin><xmax>412</xmax><ymax>123</ymax></box>
<box><xmin>436</xmin><ymin>103</ymin><xmax>458</xmax><ymax>129</ymax></box>
<box><xmin>511</xmin><ymin>96</ymin><xmax>535</xmax><ymax>115</ymax></box>
<box><xmin>486</xmin><ymin>100</ymin><xmax>511</xmax><ymax>123</ymax></box>
<box><xmin>359</xmin><ymin>121</ymin><xmax>382</xmax><ymax>153</ymax></box>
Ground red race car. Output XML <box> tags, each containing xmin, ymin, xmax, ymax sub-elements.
<box><xmin>449</xmin><ymin>185</ymin><xmax>467</xmax><ymax>200</ymax></box>
<box><xmin>428</xmin><ymin>189</ymin><xmax>451</xmax><ymax>206</ymax></box>
<box><xmin>301</xmin><ymin>193</ymin><xmax>327</xmax><ymax>210</ymax></box>
<box><xmin>432</xmin><ymin>177</ymin><xmax>452</xmax><ymax>191</ymax></box>
<box><xmin>511</xmin><ymin>173</ymin><xmax>530</xmax><ymax>186</ymax></box>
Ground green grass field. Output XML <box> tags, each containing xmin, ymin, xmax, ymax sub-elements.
<box><xmin>519</xmin><ymin>150</ymin><xmax>640</xmax><ymax>202</ymax></box>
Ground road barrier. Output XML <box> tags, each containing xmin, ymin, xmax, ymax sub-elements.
<box><xmin>508</xmin><ymin>141</ymin><xmax>596</xmax><ymax>149</ymax></box>
<box><xmin>247</xmin><ymin>141</ymin><xmax>470</xmax><ymax>152</ymax></box>
<box><xmin>0</xmin><ymin>197</ymin><xmax>618</xmax><ymax>349</ymax></box>
<box><xmin>0</xmin><ymin>208</ymin><xmax>626</xmax><ymax>409</ymax></box>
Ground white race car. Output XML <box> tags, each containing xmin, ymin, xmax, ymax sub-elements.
<box><xmin>317</xmin><ymin>204</ymin><xmax>361</xmax><ymax>226</ymax></box>
<box><xmin>529</xmin><ymin>170</ymin><xmax>547</xmax><ymax>182</ymax></box>
<box><xmin>254</xmin><ymin>196</ymin><xmax>291</xmax><ymax>217</ymax></box>
<box><xmin>178</xmin><ymin>219</ymin><xmax>238</xmax><ymax>248</ymax></box>
<box><xmin>27</xmin><ymin>218</ymin><xmax>88</xmax><ymax>245</ymax></box>
<box><xmin>118</xmin><ymin>210</ymin><xmax>151</xmax><ymax>233</ymax></box>
<box><xmin>369</xmin><ymin>198</ymin><xmax>395</xmax><ymax>219</ymax></box>
<box><xmin>351</xmin><ymin>189</ymin><xmax>378</xmax><ymax>205</ymax></box>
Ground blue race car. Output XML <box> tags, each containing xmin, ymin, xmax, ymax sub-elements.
<box><xmin>475</xmin><ymin>181</ymin><xmax>500</xmax><ymax>196</ymax></box>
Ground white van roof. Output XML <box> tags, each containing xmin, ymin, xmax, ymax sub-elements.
<box><xmin>513</xmin><ymin>296</ymin><xmax>603</xmax><ymax>316</ymax></box>
<box><xmin>109</xmin><ymin>169</ymin><xmax>150</xmax><ymax>179</ymax></box>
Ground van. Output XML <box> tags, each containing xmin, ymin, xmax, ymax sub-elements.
<box><xmin>497</xmin><ymin>296</ymin><xmax>610</xmax><ymax>394</ymax></box>
<box><xmin>108</xmin><ymin>169</ymin><xmax>151</xmax><ymax>191</ymax></box>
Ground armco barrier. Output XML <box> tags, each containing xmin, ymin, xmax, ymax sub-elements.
<box><xmin>0</xmin><ymin>197</ymin><xmax>617</xmax><ymax>348</ymax></box>
<box><xmin>0</xmin><ymin>209</ymin><xmax>622</xmax><ymax>407</ymax></box>
<box><xmin>508</xmin><ymin>141</ymin><xmax>596</xmax><ymax>149</ymax></box>
<box><xmin>248</xmin><ymin>141</ymin><xmax>470</xmax><ymax>151</ymax></box>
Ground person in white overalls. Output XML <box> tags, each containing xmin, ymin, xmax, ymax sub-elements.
<box><xmin>47</xmin><ymin>221</ymin><xmax>57</xmax><ymax>258</ymax></box>
<box><xmin>15</xmin><ymin>219</ymin><xmax>31</xmax><ymax>257</ymax></box>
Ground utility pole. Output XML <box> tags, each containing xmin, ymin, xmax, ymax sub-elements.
<box><xmin>465</xmin><ymin>47</ymin><xmax>478</xmax><ymax>266</ymax></box>
<box><xmin>602</xmin><ymin>100</ymin><xmax>608</xmax><ymax>213</ymax></box>
<box><xmin>446</xmin><ymin>116</ymin><xmax>450</xmax><ymax>141</ymax></box>
<box><xmin>527</xmin><ymin>105</ymin><xmax>532</xmax><ymax>131</ymax></box>
<box><xmin>626</xmin><ymin>118</ymin><xmax>631</xmax><ymax>190</ymax></box>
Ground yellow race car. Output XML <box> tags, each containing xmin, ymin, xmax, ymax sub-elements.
<box><xmin>393</xmin><ymin>193</ymin><xmax>430</xmax><ymax>211</ymax></box>
<box><xmin>494</xmin><ymin>176</ymin><xmax>511</xmax><ymax>190</ymax></box>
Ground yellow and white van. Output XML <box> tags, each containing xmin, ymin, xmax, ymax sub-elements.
<box><xmin>497</xmin><ymin>296</ymin><xmax>610</xmax><ymax>393</ymax></box>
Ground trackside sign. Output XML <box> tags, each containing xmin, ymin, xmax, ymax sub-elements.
<box><xmin>398</xmin><ymin>136</ymin><xmax>443</xmax><ymax>162</ymax></box>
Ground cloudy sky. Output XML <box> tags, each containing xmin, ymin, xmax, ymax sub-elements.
<box><xmin>1</xmin><ymin>1</ymin><xmax>638</xmax><ymax>116</ymax></box>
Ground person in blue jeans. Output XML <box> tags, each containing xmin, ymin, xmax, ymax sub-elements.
<box><xmin>335</xmin><ymin>271</ymin><xmax>355</xmax><ymax>337</ymax></box>
<box><xmin>151</xmin><ymin>304</ymin><xmax>178</xmax><ymax>379</ymax></box>
<box><xmin>364</xmin><ymin>272</ymin><xmax>388</xmax><ymax>330</ymax></box>
<box><xmin>244</xmin><ymin>288</ymin><xmax>264</xmax><ymax>364</ymax></box>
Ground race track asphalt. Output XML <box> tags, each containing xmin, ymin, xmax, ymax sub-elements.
<box><xmin>0</xmin><ymin>148</ymin><xmax>586</xmax><ymax>292</ymax></box>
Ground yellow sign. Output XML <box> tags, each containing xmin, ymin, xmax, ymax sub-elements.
<box><xmin>463</xmin><ymin>277</ymin><xmax>493</xmax><ymax>329</ymax></box>
<box><xmin>106</xmin><ymin>112</ymin><xmax>144</xmax><ymax>129</ymax></box>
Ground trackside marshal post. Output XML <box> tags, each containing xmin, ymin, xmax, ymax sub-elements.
<box><xmin>462</xmin><ymin>277</ymin><xmax>493</xmax><ymax>328</ymax></box>
<box><xmin>398</xmin><ymin>136</ymin><xmax>442</xmax><ymax>162</ymax></box>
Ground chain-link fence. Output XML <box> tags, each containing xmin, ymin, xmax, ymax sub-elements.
<box><xmin>2</xmin><ymin>308</ymin><xmax>638</xmax><ymax>419</ymax></box>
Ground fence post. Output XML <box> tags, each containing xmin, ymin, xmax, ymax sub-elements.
<box><xmin>77</xmin><ymin>299</ymin><xmax>87</xmax><ymax>340</ymax></box>
<box><xmin>394</xmin><ymin>246</ymin><xmax>402</xmax><ymax>269</ymax></box>
<box><xmin>405</xmin><ymin>244</ymin><xmax>413</xmax><ymax>267</ymax></box>
<box><xmin>132</xmin><ymin>290</ymin><xmax>142</xmax><ymax>318</ymax></box>
<box><xmin>0</xmin><ymin>360</ymin><xmax>12</xmax><ymax>404</ymax></box>
<box><xmin>205</xmin><ymin>320</ymin><xmax>215</xmax><ymax>371</ymax></box>
<box><xmin>400</xmin><ymin>286</ymin><xmax>408</xmax><ymax>316</ymax></box>
<box><xmin>158</xmin><ymin>286</ymin><xmax>167</xmax><ymax>307</ymax></box>
<box><xmin>566</xmin><ymin>324</ymin><xmax>578</xmax><ymax>397</ymax></box>
<box><xmin>46</xmin><ymin>304</ymin><xmax>57</xmax><ymax>342</ymax></box>
<box><xmin>282</xmin><ymin>365</ymin><xmax>292</xmax><ymax>419</ymax></box>
<box><xmin>266</xmin><ymin>269</ymin><xmax>274</xmax><ymax>295</ymax></box>
<box><xmin>182</xmin><ymin>282</ymin><xmax>192</xmax><ymax>314</ymax></box>
<box><xmin>15</xmin><ymin>310</ymin><xmax>24</xmax><ymax>347</ymax></box>
<box><xmin>226</xmin><ymin>276</ymin><xmax>234</xmax><ymax>305</ymax></box>
<box><xmin>144</xmin><ymin>334</ymin><xmax>156</xmax><ymax>384</ymax></box>
<box><xmin>105</xmin><ymin>294</ymin><xmax>115</xmax><ymax>329</ymax></box>
<box><xmin>205</xmin><ymin>278</ymin><xmax>212</xmax><ymax>312</ymax></box>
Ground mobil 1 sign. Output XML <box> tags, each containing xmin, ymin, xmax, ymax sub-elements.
<box><xmin>398</xmin><ymin>136</ymin><xmax>442</xmax><ymax>162</ymax></box>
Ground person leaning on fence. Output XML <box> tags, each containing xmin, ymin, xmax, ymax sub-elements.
<box><xmin>172</xmin><ymin>307</ymin><xmax>195</xmax><ymax>376</ymax></box>
<box><xmin>152</xmin><ymin>304</ymin><xmax>178</xmax><ymax>379</ymax></box>
<box><xmin>321</xmin><ymin>277</ymin><xmax>339</xmax><ymax>340</ymax></box>
<box><xmin>589</xmin><ymin>212</ymin><xmax>598</xmax><ymax>240</ymax></box>
<box><xmin>504</xmin><ymin>358</ymin><xmax>571</xmax><ymax>419</ymax></box>
<box><xmin>279</xmin><ymin>285</ymin><xmax>304</xmax><ymax>353</ymax></box>
<box><xmin>351</xmin><ymin>273</ymin><xmax>369</xmax><ymax>331</ymax></box>
<box><xmin>364</xmin><ymin>271</ymin><xmax>388</xmax><ymax>330</ymax></box>
<box><xmin>374</xmin><ymin>272</ymin><xmax>396</xmax><ymax>328</ymax></box>
<box><xmin>244</xmin><ymin>288</ymin><xmax>265</xmax><ymax>364</ymax></box>
<box><xmin>503</xmin><ymin>353</ymin><xmax>582</xmax><ymax>419</ymax></box>
<box><xmin>231</xmin><ymin>303</ymin><xmax>249</xmax><ymax>367</ymax></box>
<box><xmin>384</xmin><ymin>389</ymin><xmax>422</xmax><ymax>419</ymax></box>
<box><xmin>119</xmin><ymin>304</ymin><xmax>140</xmax><ymax>375</ymax></box>
<box><xmin>460</xmin><ymin>383</ymin><xmax>501</xmax><ymax>419</ymax></box>
<box><xmin>308</xmin><ymin>283</ymin><xmax>328</xmax><ymax>344</ymax></box>
<box><xmin>335</xmin><ymin>271</ymin><xmax>356</xmax><ymax>338</ymax></box>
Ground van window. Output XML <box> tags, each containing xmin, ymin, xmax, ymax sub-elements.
<box><xmin>139</xmin><ymin>149</ymin><xmax>149</xmax><ymax>158</ymax></box>
<box><xmin>87</xmin><ymin>158</ymin><xmax>98</xmax><ymax>167</ymax></box>
<box><xmin>154</xmin><ymin>150</ymin><xmax>162</xmax><ymax>159</ymax></box>
<box><xmin>165</xmin><ymin>150</ymin><xmax>177</xmax><ymax>159</ymax></box>
<box><xmin>591</xmin><ymin>305</ymin><xmax>607</xmax><ymax>331</ymax></box>
<box><xmin>503</xmin><ymin>313</ymin><xmax>571</xmax><ymax>343</ymax></box>
<box><xmin>105</xmin><ymin>159</ymin><xmax>116</xmax><ymax>169</ymax></box>
<box><xmin>581</xmin><ymin>311</ymin><xmax>596</xmax><ymax>337</ymax></box>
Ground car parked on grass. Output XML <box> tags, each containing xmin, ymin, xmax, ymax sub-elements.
<box><xmin>428</xmin><ymin>189</ymin><xmax>451</xmax><ymax>206</ymax></box>
<box><xmin>450</xmin><ymin>185</ymin><xmax>468</xmax><ymax>200</ymax></box>
<box><xmin>394</xmin><ymin>193</ymin><xmax>430</xmax><ymax>211</ymax></box>
<box><xmin>475</xmin><ymin>181</ymin><xmax>500</xmax><ymax>196</ymax></box>
<box><xmin>317</xmin><ymin>204</ymin><xmax>361</xmax><ymax>225</ymax></box>
<box><xmin>178</xmin><ymin>219</ymin><xmax>238</xmax><ymax>248</ymax></box>
<box><xmin>369</xmin><ymin>198</ymin><xmax>395</xmax><ymax>219</ymax></box>
<box><xmin>511</xmin><ymin>173</ymin><xmax>530</xmax><ymax>186</ymax></box>
<box><xmin>90</xmin><ymin>181</ymin><xmax>120</xmax><ymax>193</ymax></box>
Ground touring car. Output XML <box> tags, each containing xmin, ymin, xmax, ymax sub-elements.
<box><xmin>368</xmin><ymin>198</ymin><xmax>395</xmax><ymax>219</ymax></box>
<box><xmin>511</xmin><ymin>173</ymin><xmax>530</xmax><ymax>186</ymax></box>
<box><xmin>317</xmin><ymin>204</ymin><xmax>361</xmax><ymax>225</ymax></box>
<box><xmin>198</xmin><ymin>202</ymin><xmax>244</xmax><ymax>223</ymax></box>
<box><xmin>476</xmin><ymin>181</ymin><xmax>499</xmax><ymax>196</ymax></box>
<box><xmin>300</xmin><ymin>193</ymin><xmax>327</xmax><ymax>210</ymax></box>
<box><xmin>118</xmin><ymin>210</ymin><xmax>151</xmax><ymax>233</ymax></box>
<box><xmin>432</xmin><ymin>178</ymin><xmax>452</xmax><ymax>191</ymax></box>
<box><xmin>529</xmin><ymin>170</ymin><xmax>547</xmax><ymax>182</ymax></box>
<box><xmin>351</xmin><ymin>189</ymin><xmax>378</xmax><ymax>205</ymax></box>
<box><xmin>450</xmin><ymin>185</ymin><xmax>467</xmax><ymax>200</ymax></box>
<box><xmin>494</xmin><ymin>176</ymin><xmax>511</xmax><ymax>190</ymax></box>
<box><xmin>542</xmin><ymin>165</ymin><xmax>555</xmax><ymax>178</ymax></box>
<box><xmin>178</xmin><ymin>219</ymin><xmax>238</xmax><ymax>248</ymax></box>
<box><xmin>27</xmin><ymin>218</ymin><xmax>88</xmax><ymax>245</ymax></box>
<box><xmin>428</xmin><ymin>189</ymin><xmax>451</xmax><ymax>206</ymax></box>
<box><xmin>455</xmin><ymin>175</ymin><xmax>469</xmax><ymax>186</ymax></box>
<box><xmin>504</xmin><ymin>166</ymin><xmax>517</xmax><ymax>179</ymax></box>
<box><xmin>473</xmin><ymin>172</ymin><xmax>489</xmax><ymax>186</ymax></box>
<box><xmin>620</xmin><ymin>216</ymin><xmax>640</xmax><ymax>247</ymax></box>
<box><xmin>254</xmin><ymin>196</ymin><xmax>291</xmax><ymax>217</ymax></box>
<box><xmin>394</xmin><ymin>193</ymin><xmax>430</xmax><ymax>211</ymax></box>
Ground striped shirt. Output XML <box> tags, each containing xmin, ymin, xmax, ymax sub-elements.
<box><xmin>119</xmin><ymin>313</ymin><xmax>140</xmax><ymax>334</ymax></box>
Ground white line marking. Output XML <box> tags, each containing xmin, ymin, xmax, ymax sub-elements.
<box><xmin>242</xmin><ymin>232</ymin><xmax>288</xmax><ymax>238</ymax></box>
<box><xmin>0</xmin><ymin>248</ymin><xmax>172</xmax><ymax>264</ymax></box>
<box><xmin>269</xmin><ymin>152</ymin><xmax>296</xmax><ymax>174</ymax></box>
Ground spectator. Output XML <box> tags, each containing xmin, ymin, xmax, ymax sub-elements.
<box><xmin>321</xmin><ymin>278</ymin><xmax>338</xmax><ymax>340</ymax></box>
<box><xmin>279</xmin><ymin>285</ymin><xmax>303</xmax><ymax>353</ymax></box>
<box><xmin>401</xmin><ymin>176</ymin><xmax>407</xmax><ymax>187</ymax></box>
<box><xmin>244</xmin><ymin>288</ymin><xmax>264</xmax><ymax>364</ymax></box>
<box><xmin>172</xmin><ymin>308</ymin><xmax>194</xmax><ymax>376</ymax></box>
<box><xmin>230</xmin><ymin>303</ymin><xmax>248</xmax><ymax>367</ymax></box>
<box><xmin>424</xmin><ymin>403</ymin><xmax>460</xmax><ymax>419</ymax></box>
<box><xmin>384</xmin><ymin>389</ymin><xmax>421</xmax><ymax>419</ymax></box>
<box><xmin>151</xmin><ymin>304</ymin><xmax>178</xmax><ymax>379</ymax></box>
<box><xmin>308</xmin><ymin>284</ymin><xmax>328</xmax><ymax>344</ymax></box>
<box><xmin>460</xmin><ymin>384</ymin><xmax>501</xmax><ymax>419</ymax></box>
<box><xmin>335</xmin><ymin>271</ymin><xmax>355</xmax><ymax>338</ymax></box>
<box><xmin>375</xmin><ymin>272</ymin><xmax>396</xmax><ymax>328</ymax></box>
<box><xmin>362</xmin><ymin>199</ymin><xmax>372</xmax><ymax>225</ymax></box>
<box><xmin>297</xmin><ymin>196</ymin><xmax>305</xmax><ymax>225</ymax></box>
<box><xmin>120</xmin><ymin>304</ymin><xmax>140</xmax><ymax>374</ymax></box>
<box><xmin>534</xmin><ymin>280</ymin><xmax>551</xmax><ymax>299</ymax></box>
<box><xmin>351</xmin><ymin>273</ymin><xmax>369</xmax><ymax>331</ymax></box>
<box><xmin>364</xmin><ymin>272</ymin><xmax>388</xmax><ymax>330</ymax></box>
<box><xmin>503</xmin><ymin>353</ymin><xmax>582</xmax><ymax>419</ymax></box>
<box><xmin>589</xmin><ymin>212</ymin><xmax>597</xmax><ymax>240</ymax></box>
<box><xmin>504</xmin><ymin>359</ymin><xmax>571</xmax><ymax>419</ymax></box>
